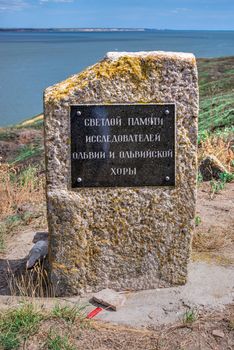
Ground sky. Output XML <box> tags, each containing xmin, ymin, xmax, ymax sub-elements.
<box><xmin>0</xmin><ymin>0</ymin><xmax>234</xmax><ymax>30</ymax></box>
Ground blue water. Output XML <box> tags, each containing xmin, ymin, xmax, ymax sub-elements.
<box><xmin>0</xmin><ymin>30</ymin><xmax>234</xmax><ymax>126</ymax></box>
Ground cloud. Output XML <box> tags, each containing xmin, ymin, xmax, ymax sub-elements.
<box><xmin>171</xmin><ymin>8</ymin><xmax>191</xmax><ymax>14</ymax></box>
<box><xmin>0</xmin><ymin>0</ymin><xmax>28</xmax><ymax>11</ymax></box>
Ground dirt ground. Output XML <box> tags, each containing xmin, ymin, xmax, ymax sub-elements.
<box><xmin>193</xmin><ymin>181</ymin><xmax>234</xmax><ymax>265</ymax></box>
<box><xmin>19</xmin><ymin>305</ymin><xmax>233</xmax><ymax>350</ymax></box>
<box><xmin>0</xmin><ymin>182</ymin><xmax>233</xmax><ymax>349</ymax></box>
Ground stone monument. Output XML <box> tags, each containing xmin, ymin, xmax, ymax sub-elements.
<box><xmin>44</xmin><ymin>51</ymin><xmax>198</xmax><ymax>296</ymax></box>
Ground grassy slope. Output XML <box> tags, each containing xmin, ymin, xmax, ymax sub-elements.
<box><xmin>197</xmin><ymin>56</ymin><xmax>234</xmax><ymax>134</ymax></box>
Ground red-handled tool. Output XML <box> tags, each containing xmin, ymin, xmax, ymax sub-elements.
<box><xmin>86</xmin><ymin>307</ymin><xmax>103</xmax><ymax>319</ymax></box>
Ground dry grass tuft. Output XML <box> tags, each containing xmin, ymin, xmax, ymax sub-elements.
<box><xmin>7</xmin><ymin>260</ymin><xmax>54</xmax><ymax>298</ymax></box>
<box><xmin>198</xmin><ymin>133</ymin><xmax>234</xmax><ymax>172</ymax></box>
<box><xmin>0</xmin><ymin>161</ymin><xmax>44</xmax><ymax>218</ymax></box>
<box><xmin>0</xmin><ymin>160</ymin><xmax>46</xmax><ymax>249</ymax></box>
<box><xmin>193</xmin><ymin>228</ymin><xmax>233</xmax><ymax>252</ymax></box>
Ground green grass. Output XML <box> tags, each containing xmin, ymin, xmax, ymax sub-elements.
<box><xmin>18</xmin><ymin>165</ymin><xmax>38</xmax><ymax>186</ymax></box>
<box><xmin>0</xmin><ymin>303</ymin><xmax>88</xmax><ymax>349</ymax></box>
<box><xmin>5</xmin><ymin>214</ymin><xmax>22</xmax><ymax>226</ymax></box>
<box><xmin>0</xmin><ymin>303</ymin><xmax>43</xmax><ymax>349</ymax></box>
<box><xmin>197</xmin><ymin>171</ymin><xmax>203</xmax><ymax>184</ymax></box>
<box><xmin>0</xmin><ymin>129</ymin><xmax>17</xmax><ymax>142</ymax></box>
<box><xmin>7</xmin><ymin>164</ymin><xmax>39</xmax><ymax>188</ymax></box>
<box><xmin>198</xmin><ymin>57</ymin><xmax>234</xmax><ymax>136</ymax></box>
<box><xmin>195</xmin><ymin>215</ymin><xmax>202</xmax><ymax>227</ymax></box>
<box><xmin>52</xmin><ymin>304</ymin><xmax>87</xmax><ymax>324</ymax></box>
<box><xmin>45</xmin><ymin>331</ymin><xmax>76</xmax><ymax>350</ymax></box>
<box><xmin>10</xmin><ymin>145</ymin><xmax>43</xmax><ymax>164</ymax></box>
<box><xmin>183</xmin><ymin>308</ymin><xmax>198</xmax><ymax>324</ymax></box>
<box><xmin>219</xmin><ymin>171</ymin><xmax>234</xmax><ymax>183</ymax></box>
<box><xmin>199</xmin><ymin>93</ymin><xmax>234</xmax><ymax>132</ymax></box>
<box><xmin>209</xmin><ymin>172</ymin><xmax>234</xmax><ymax>198</ymax></box>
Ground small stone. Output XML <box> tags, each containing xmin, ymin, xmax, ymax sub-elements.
<box><xmin>212</xmin><ymin>329</ymin><xmax>225</xmax><ymax>338</ymax></box>
<box><xmin>92</xmin><ymin>288</ymin><xmax>126</xmax><ymax>311</ymax></box>
<box><xmin>199</xmin><ymin>155</ymin><xmax>229</xmax><ymax>181</ymax></box>
<box><xmin>26</xmin><ymin>240</ymin><xmax>48</xmax><ymax>269</ymax></box>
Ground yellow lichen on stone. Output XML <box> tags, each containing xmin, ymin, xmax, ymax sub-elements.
<box><xmin>52</xmin><ymin>262</ymin><xmax>69</xmax><ymax>272</ymax></box>
<box><xmin>45</xmin><ymin>55</ymin><xmax>163</xmax><ymax>104</ymax></box>
<box><xmin>95</xmin><ymin>56</ymin><xmax>161</xmax><ymax>83</ymax></box>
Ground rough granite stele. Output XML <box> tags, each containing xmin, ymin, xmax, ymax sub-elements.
<box><xmin>44</xmin><ymin>51</ymin><xmax>199</xmax><ymax>296</ymax></box>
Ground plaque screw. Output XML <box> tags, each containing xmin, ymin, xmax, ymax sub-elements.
<box><xmin>77</xmin><ymin>177</ymin><xmax>82</xmax><ymax>183</ymax></box>
<box><xmin>76</xmin><ymin>111</ymin><xmax>82</xmax><ymax>116</ymax></box>
<box><xmin>165</xmin><ymin>109</ymin><xmax>170</xmax><ymax>115</ymax></box>
<box><xmin>165</xmin><ymin>176</ymin><xmax>170</xmax><ymax>181</ymax></box>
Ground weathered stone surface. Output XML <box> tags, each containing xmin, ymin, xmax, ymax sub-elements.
<box><xmin>199</xmin><ymin>154</ymin><xmax>229</xmax><ymax>181</ymax></box>
<box><xmin>92</xmin><ymin>288</ymin><xmax>126</xmax><ymax>311</ymax></box>
<box><xmin>44</xmin><ymin>51</ymin><xmax>198</xmax><ymax>296</ymax></box>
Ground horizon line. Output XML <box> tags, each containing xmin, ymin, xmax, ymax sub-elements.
<box><xmin>0</xmin><ymin>27</ymin><xmax>234</xmax><ymax>31</ymax></box>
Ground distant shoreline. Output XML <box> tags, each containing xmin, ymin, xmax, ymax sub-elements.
<box><xmin>0</xmin><ymin>28</ymin><xmax>151</xmax><ymax>33</ymax></box>
<box><xmin>0</xmin><ymin>28</ymin><xmax>233</xmax><ymax>33</ymax></box>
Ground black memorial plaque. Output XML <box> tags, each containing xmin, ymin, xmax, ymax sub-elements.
<box><xmin>70</xmin><ymin>104</ymin><xmax>175</xmax><ymax>188</ymax></box>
